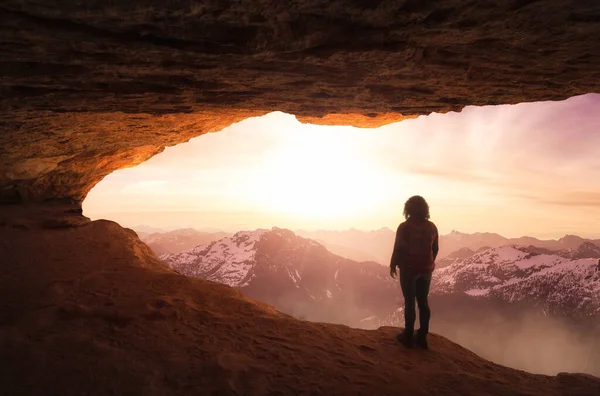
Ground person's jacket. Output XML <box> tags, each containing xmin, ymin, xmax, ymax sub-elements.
<box><xmin>390</xmin><ymin>218</ymin><xmax>439</xmax><ymax>275</ymax></box>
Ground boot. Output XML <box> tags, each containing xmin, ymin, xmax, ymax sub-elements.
<box><xmin>396</xmin><ymin>329</ymin><xmax>413</xmax><ymax>348</ymax></box>
<box><xmin>414</xmin><ymin>329</ymin><xmax>428</xmax><ymax>349</ymax></box>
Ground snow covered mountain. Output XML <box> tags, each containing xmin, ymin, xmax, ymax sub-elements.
<box><xmin>160</xmin><ymin>229</ymin><xmax>266</xmax><ymax>287</ymax></box>
<box><xmin>432</xmin><ymin>245</ymin><xmax>600</xmax><ymax>319</ymax></box>
<box><xmin>159</xmin><ymin>227</ymin><xmax>600</xmax><ymax>325</ymax></box>
<box><xmin>160</xmin><ymin>227</ymin><xmax>400</xmax><ymax>326</ymax></box>
<box><xmin>557</xmin><ymin>241</ymin><xmax>600</xmax><ymax>260</ymax></box>
<box><xmin>436</xmin><ymin>242</ymin><xmax>600</xmax><ymax>270</ymax></box>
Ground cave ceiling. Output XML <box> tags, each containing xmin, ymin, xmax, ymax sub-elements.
<box><xmin>1</xmin><ymin>0</ymin><xmax>599</xmax><ymax>203</ymax></box>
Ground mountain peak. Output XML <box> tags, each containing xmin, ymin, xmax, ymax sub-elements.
<box><xmin>558</xmin><ymin>234</ymin><xmax>586</xmax><ymax>246</ymax></box>
<box><xmin>161</xmin><ymin>229</ymin><xmax>268</xmax><ymax>287</ymax></box>
<box><xmin>270</xmin><ymin>226</ymin><xmax>296</xmax><ymax>237</ymax></box>
<box><xmin>232</xmin><ymin>228</ymin><xmax>268</xmax><ymax>239</ymax></box>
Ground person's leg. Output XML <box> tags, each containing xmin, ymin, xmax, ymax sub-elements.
<box><xmin>415</xmin><ymin>275</ymin><xmax>432</xmax><ymax>334</ymax></box>
<box><xmin>414</xmin><ymin>274</ymin><xmax>432</xmax><ymax>349</ymax></box>
<box><xmin>399</xmin><ymin>268</ymin><xmax>417</xmax><ymax>333</ymax></box>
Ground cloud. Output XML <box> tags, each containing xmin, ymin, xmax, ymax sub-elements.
<box><xmin>121</xmin><ymin>180</ymin><xmax>168</xmax><ymax>194</ymax></box>
<box><xmin>407</xmin><ymin>166</ymin><xmax>490</xmax><ymax>183</ymax></box>
<box><xmin>530</xmin><ymin>191</ymin><xmax>600</xmax><ymax>208</ymax></box>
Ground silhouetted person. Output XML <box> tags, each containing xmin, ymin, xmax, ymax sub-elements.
<box><xmin>390</xmin><ymin>195</ymin><xmax>439</xmax><ymax>349</ymax></box>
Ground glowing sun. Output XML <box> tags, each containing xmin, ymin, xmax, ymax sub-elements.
<box><xmin>247</xmin><ymin>124</ymin><xmax>390</xmax><ymax>218</ymax></box>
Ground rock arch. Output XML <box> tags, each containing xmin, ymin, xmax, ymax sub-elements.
<box><xmin>1</xmin><ymin>0</ymin><xmax>599</xmax><ymax>203</ymax></box>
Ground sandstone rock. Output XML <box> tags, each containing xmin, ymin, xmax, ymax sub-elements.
<box><xmin>0</xmin><ymin>200</ymin><xmax>90</xmax><ymax>229</ymax></box>
<box><xmin>1</xmin><ymin>0</ymin><xmax>599</xmax><ymax>202</ymax></box>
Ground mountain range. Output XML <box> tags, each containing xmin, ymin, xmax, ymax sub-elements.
<box><xmin>297</xmin><ymin>228</ymin><xmax>600</xmax><ymax>265</ymax></box>
<box><xmin>139</xmin><ymin>225</ymin><xmax>600</xmax><ymax>266</ymax></box>
<box><xmin>160</xmin><ymin>228</ymin><xmax>600</xmax><ymax>325</ymax></box>
<box><xmin>160</xmin><ymin>228</ymin><xmax>398</xmax><ymax>326</ymax></box>
<box><xmin>435</xmin><ymin>244</ymin><xmax>600</xmax><ymax>315</ymax></box>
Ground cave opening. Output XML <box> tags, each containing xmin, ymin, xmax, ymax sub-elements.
<box><xmin>79</xmin><ymin>94</ymin><xmax>600</xmax><ymax>377</ymax></box>
<box><xmin>83</xmin><ymin>94</ymin><xmax>600</xmax><ymax>240</ymax></box>
<box><xmin>4</xmin><ymin>0</ymin><xmax>600</xmax><ymax>393</ymax></box>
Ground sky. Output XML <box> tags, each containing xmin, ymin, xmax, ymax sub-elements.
<box><xmin>83</xmin><ymin>94</ymin><xmax>600</xmax><ymax>238</ymax></box>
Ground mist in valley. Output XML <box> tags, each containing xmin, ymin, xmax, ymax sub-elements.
<box><xmin>270</xmin><ymin>289</ymin><xmax>600</xmax><ymax>377</ymax></box>
<box><xmin>431</xmin><ymin>301</ymin><xmax>600</xmax><ymax>376</ymax></box>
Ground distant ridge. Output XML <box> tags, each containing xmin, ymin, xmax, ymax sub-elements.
<box><xmin>296</xmin><ymin>228</ymin><xmax>600</xmax><ymax>265</ymax></box>
<box><xmin>140</xmin><ymin>228</ymin><xmax>231</xmax><ymax>255</ymax></box>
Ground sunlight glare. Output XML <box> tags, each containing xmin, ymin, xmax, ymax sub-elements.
<box><xmin>83</xmin><ymin>95</ymin><xmax>600</xmax><ymax>237</ymax></box>
<box><xmin>245</xmin><ymin>122</ymin><xmax>393</xmax><ymax>218</ymax></box>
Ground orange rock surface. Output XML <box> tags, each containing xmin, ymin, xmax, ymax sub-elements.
<box><xmin>1</xmin><ymin>0</ymin><xmax>600</xmax><ymax>202</ymax></box>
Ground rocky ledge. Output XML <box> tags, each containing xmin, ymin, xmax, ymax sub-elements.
<box><xmin>1</xmin><ymin>216</ymin><xmax>599</xmax><ymax>395</ymax></box>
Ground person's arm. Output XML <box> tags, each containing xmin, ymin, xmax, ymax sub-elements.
<box><xmin>432</xmin><ymin>225</ymin><xmax>439</xmax><ymax>261</ymax></box>
<box><xmin>390</xmin><ymin>224</ymin><xmax>407</xmax><ymax>271</ymax></box>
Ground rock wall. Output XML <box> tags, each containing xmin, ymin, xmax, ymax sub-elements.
<box><xmin>1</xmin><ymin>0</ymin><xmax>599</xmax><ymax>202</ymax></box>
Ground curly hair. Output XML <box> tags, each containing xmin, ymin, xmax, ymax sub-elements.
<box><xmin>403</xmin><ymin>195</ymin><xmax>430</xmax><ymax>220</ymax></box>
